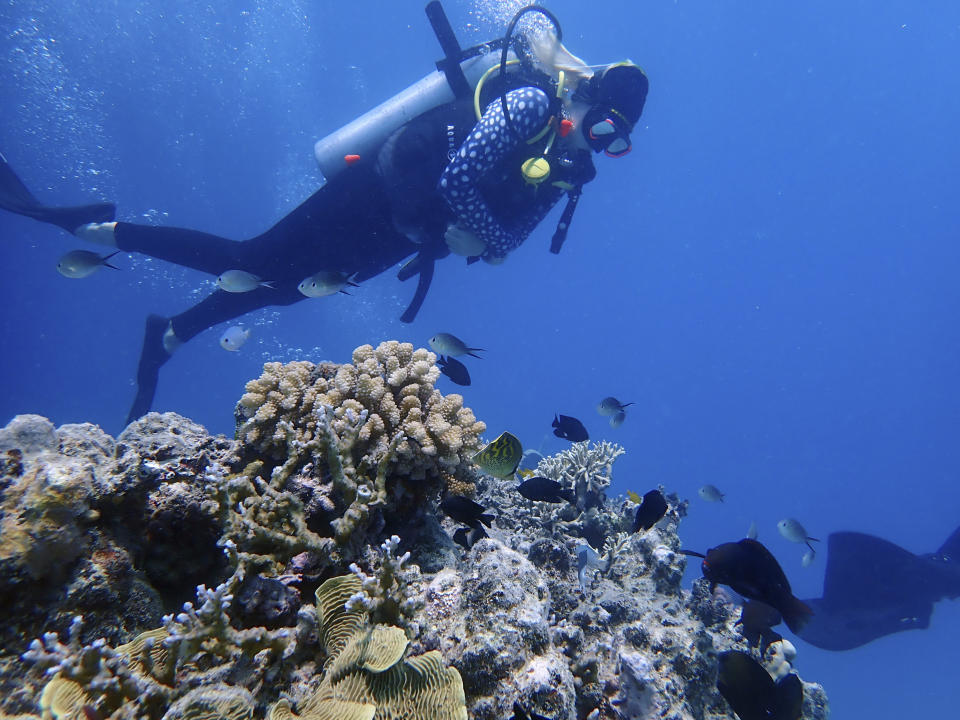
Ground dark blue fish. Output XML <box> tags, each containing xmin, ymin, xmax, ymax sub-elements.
<box><xmin>517</xmin><ymin>476</ymin><xmax>575</xmax><ymax>504</ymax></box>
<box><xmin>512</xmin><ymin>703</ymin><xmax>552</xmax><ymax>720</ymax></box>
<box><xmin>437</xmin><ymin>355</ymin><xmax>471</xmax><ymax>386</ymax></box>
<box><xmin>737</xmin><ymin>600</ymin><xmax>784</xmax><ymax>650</ymax></box>
<box><xmin>452</xmin><ymin>524</ymin><xmax>488</xmax><ymax>549</ymax></box>
<box><xmin>632</xmin><ymin>489</ymin><xmax>668</xmax><ymax>532</ymax></box>
<box><xmin>683</xmin><ymin>539</ymin><xmax>813</xmax><ymax>633</ymax></box>
<box><xmin>441</xmin><ymin>495</ymin><xmax>494</xmax><ymax>529</ymax></box>
<box><xmin>551</xmin><ymin>413</ymin><xmax>588</xmax><ymax>442</ymax></box>
<box><xmin>717</xmin><ymin>651</ymin><xmax>803</xmax><ymax>720</ymax></box>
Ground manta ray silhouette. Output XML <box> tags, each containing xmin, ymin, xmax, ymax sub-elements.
<box><xmin>795</xmin><ymin>526</ymin><xmax>960</xmax><ymax>650</ymax></box>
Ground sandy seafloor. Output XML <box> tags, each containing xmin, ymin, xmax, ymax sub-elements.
<box><xmin>1</xmin><ymin>1</ymin><xmax>959</xmax><ymax>718</ymax></box>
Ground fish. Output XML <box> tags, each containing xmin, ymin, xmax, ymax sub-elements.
<box><xmin>219</xmin><ymin>326</ymin><xmax>251</xmax><ymax>351</ymax></box>
<box><xmin>576</xmin><ymin>542</ymin><xmax>602</xmax><ymax>591</ymax></box>
<box><xmin>215</xmin><ymin>269</ymin><xmax>274</xmax><ymax>292</ymax></box>
<box><xmin>297</xmin><ymin>270</ymin><xmax>359</xmax><ymax>297</ymax></box>
<box><xmin>471</xmin><ymin>431</ymin><xmax>522</xmax><ymax>478</ymax></box>
<box><xmin>596</xmin><ymin>396</ymin><xmax>634</xmax><ymax>416</ymax></box>
<box><xmin>698</xmin><ymin>484</ymin><xmax>725</xmax><ymax>502</ymax></box>
<box><xmin>683</xmin><ymin>538</ymin><xmax>813</xmax><ymax>633</ymax></box>
<box><xmin>737</xmin><ymin>599</ymin><xmax>783</xmax><ymax>649</ymax></box>
<box><xmin>440</xmin><ymin>495</ymin><xmax>494</xmax><ymax>530</ymax></box>
<box><xmin>452</xmin><ymin>524</ymin><xmax>488</xmax><ymax>550</ymax></box>
<box><xmin>516</xmin><ymin>476</ymin><xmax>575</xmax><ymax>504</ymax></box>
<box><xmin>437</xmin><ymin>355</ymin><xmax>471</xmax><ymax>386</ymax></box>
<box><xmin>801</xmin><ymin>549</ymin><xmax>815</xmax><ymax>567</ymax></box>
<box><xmin>428</xmin><ymin>332</ymin><xmax>483</xmax><ymax>358</ymax></box>
<box><xmin>717</xmin><ymin>650</ymin><xmax>803</xmax><ymax>720</ymax></box>
<box><xmin>513</xmin><ymin>703</ymin><xmax>552</xmax><ymax>720</ymax></box>
<box><xmin>632</xmin><ymin>489</ymin><xmax>668</xmax><ymax>532</ymax></box>
<box><xmin>795</xmin><ymin>526</ymin><xmax>960</xmax><ymax>650</ymax></box>
<box><xmin>777</xmin><ymin>518</ymin><xmax>819</xmax><ymax>553</ymax></box>
<box><xmin>609</xmin><ymin>411</ymin><xmax>626</xmax><ymax>429</ymax></box>
<box><xmin>551</xmin><ymin>414</ymin><xmax>588</xmax><ymax>442</ymax></box>
<box><xmin>747</xmin><ymin>521</ymin><xmax>758</xmax><ymax>540</ymax></box>
<box><xmin>627</xmin><ymin>490</ymin><xmax>642</xmax><ymax>504</ymax></box>
<box><xmin>56</xmin><ymin>249</ymin><xmax>121</xmax><ymax>278</ymax></box>
<box><xmin>518</xmin><ymin>468</ymin><xmax>537</xmax><ymax>479</ymax></box>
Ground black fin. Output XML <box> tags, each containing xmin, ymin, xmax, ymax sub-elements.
<box><xmin>126</xmin><ymin>315</ymin><xmax>173</xmax><ymax>425</ymax></box>
<box><xmin>937</xmin><ymin>525</ymin><xmax>960</xmax><ymax>561</ymax></box>
<box><xmin>0</xmin><ymin>151</ymin><xmax>115</xmax><ymax>233</ymax></box>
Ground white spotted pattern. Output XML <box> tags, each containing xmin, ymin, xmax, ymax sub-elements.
<box><xmin>439</xmin><ymin>87</ymin><xmax>551</xmax><ymax>259</ymax></box>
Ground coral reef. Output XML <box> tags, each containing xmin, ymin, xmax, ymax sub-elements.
<box><xmin>0</xmin><ymin>343</ymin><xmax>829</xmax><ymax>720</ymax></box>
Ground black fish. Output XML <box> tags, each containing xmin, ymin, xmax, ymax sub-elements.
<box><xmin>684</xmin><ymin>539</ymin><xmax>813</xmax><ymax>633</ymax></box>
<box><xmin>551</xmin><ymin>413</ymin><xmax>588</xmax><ymax>442</ymax></box>
<box><xmin>632</xmin><ymin>489</ymin><xmax>668</xmax><ymax>532</ymax></box>
<box><xmin>717</xmin><ymin>651</ymin><xmax>803</xmax><ymax>720</ymax></box>
<box><xmin>452</xmin><ymin>524</ymin><xmax>488</xmax><ymax>549</ymax></box>
<box><xmin>517</xmin><ymin>476</ymin><xmax>575</xmax><ymax>504</ymax></box>
<box><xmin>512</xmin><ymin>703</ymin><xmax>552</xmax><ymax>720</ymax></box>
<box><xmin>795</xmin><ymin>525</ymin><xmax>960</xmax><ymax>651</ymax></box>
<box><xmin>441</xmin><ymin>495</ymin><xmax>494</xmax><ymax>529</ymax></box>
<box><xmin>737</xmin><ymin>600</ymin><xmax>784</xmax><ymax>650</ymax></box>
<box><xmin>437</xmin><ymin>355</ymin><xmax>471</xmax><ymax>386</ymax></box>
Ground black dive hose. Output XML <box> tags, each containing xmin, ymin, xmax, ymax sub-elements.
<box><xmin>499</xmin><ymin>5</ymin><xmax>562</xmax><ymax>139</ymax></box>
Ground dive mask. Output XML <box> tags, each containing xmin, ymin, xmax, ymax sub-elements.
<box><xmin>584</xmin><ymin>106</ymin><xmax>632</xmax><ymax>158</ymax></box>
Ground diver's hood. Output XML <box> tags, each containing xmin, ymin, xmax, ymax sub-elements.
<box><xmin>580</xmin><ymin>61</ymin><xmax>649</xmax><ymax>129</ymax></box>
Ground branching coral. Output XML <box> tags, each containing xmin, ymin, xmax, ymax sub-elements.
<box><xmin>233</xmin><ymin>342</ymin><xmax>485</xmax><ymax>548</ymax></box>
<box><xmin>534</xmin><ymin>441</ymin><xmax>624</xmax><ymax>511</ymax></box>
<box><xmin>346</xmin><ymin>536</ymin><xmax>423</xmax><ymax>635</ymax></box>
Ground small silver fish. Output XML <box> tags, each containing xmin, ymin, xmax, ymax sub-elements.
<box><xmin>609</xmin><ymin>411</ymin><xmax>626</xmax><ymax>429</ymax></box>
<box><xmin>219</xmin><ymin>326</ymin><xmax>251</xmax><ymax>351</ymax></box>
<box><xmin>747</xmin><ymin>521</ymin><xmax>758</xmax><ymax>540</ymax></box>
<box><xmin>698</xmin><ymin>484</ymin><xmax>725</xmax><ymax>502</ymax></box>
<box><xmin>216</xmin><ymin>269</ymin><xmax>274</xmax><ymax>293</ymax></box>
<box><xmin>777</xmin><ymin>518</ymin><xmax>819</xmax><ymax>552</ymax></box>
<box><xmin>597</xmin><ymin>396</ymin><xmax>634</xmax><ymax>416</ymax></box>
<box><xmin>429</xmin><ymin>333</ymin><xmax>483</xmax><ymax>358</ymax></box>
<box><xmin>297</xmin><ymin>271</ymin><xmax>358</xmax><ymax>298</ymax></box>
<box><xmin>802</xmin><ymin>548</ymin><xmax>816</xmax><ymax>567</ymax></box>
<box><xmin>56</xmin><ymin>249</ymin><xmax>121</xmax><ymax>278</ymax></box>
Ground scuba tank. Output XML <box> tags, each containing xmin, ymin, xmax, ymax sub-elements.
<box><xmin>313</xmin><ymin>3</ymin><xmax>513</xmax><ymax>187</ymax></box>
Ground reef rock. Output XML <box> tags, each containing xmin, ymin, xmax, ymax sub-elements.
<box><xmin>0</xmin><ymin>344</ymin><xmax>828</xmax><ymax>720</ymax></box>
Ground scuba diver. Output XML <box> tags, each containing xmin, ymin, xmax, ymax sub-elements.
<box><xmin>0</xmin><ymin>3</ymin><xmax>648</xmax><ymax>425</ymax></box>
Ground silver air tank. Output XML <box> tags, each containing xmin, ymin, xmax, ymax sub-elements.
<box><xmin>313</xmin><ymin>51</ymin><xmax>510</xmax><ymax>187</ymax></box>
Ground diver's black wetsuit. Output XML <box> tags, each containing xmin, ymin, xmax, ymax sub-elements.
<box><xmin>1</xmin><ymin>86</ymin><xmax>596</xmax><ymax>424</ymax></box>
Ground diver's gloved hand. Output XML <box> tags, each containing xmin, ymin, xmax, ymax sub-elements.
<box><xmin>444</xmin><ymin>224</ymin><xmax>486</xmax><ymax>257</ymax></box>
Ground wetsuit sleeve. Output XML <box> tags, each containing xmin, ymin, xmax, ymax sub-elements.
<box><xmin>439</xmin><ymin>87</ymin><xmax>551</xmax><ymax>260</ymax></box>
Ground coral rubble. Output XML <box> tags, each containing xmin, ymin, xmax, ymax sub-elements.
<box><xmin>0</xmin><ymin>344</ymin><xmax>828</xmax><ymax>720</ymax></box>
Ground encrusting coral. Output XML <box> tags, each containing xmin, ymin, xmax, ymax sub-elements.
<box><xmin>0</xmin><ymin>342</ymin><xmax>829</xmax><ymax>720</ymax></box>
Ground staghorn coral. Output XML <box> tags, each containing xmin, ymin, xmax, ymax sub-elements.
<box><xmin>346</xmin><ymin>536</ymin><xmax>423</xmax><ymax>634</ymax></box>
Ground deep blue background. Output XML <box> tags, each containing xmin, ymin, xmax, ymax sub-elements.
<box><xmin>2</xmin><ymin>1</ymin><xmax>958</xmax><ymax>717</ymax></box>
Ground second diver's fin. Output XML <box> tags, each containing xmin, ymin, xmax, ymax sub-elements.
<box><xmin>125</xmin><ymin>314</ymin><xmax>174</xmax><ymax>426</ymax></box>
<box><xmin>0</xmin><ymin>150</ymin><xmax>115</xmax><ymax>233</ymax></box>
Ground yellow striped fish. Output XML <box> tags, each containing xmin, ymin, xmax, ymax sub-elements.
<box><xmin>472</xmin><ymin>431</ymin><xmax>523</xmax><ymax>478</ymax></box>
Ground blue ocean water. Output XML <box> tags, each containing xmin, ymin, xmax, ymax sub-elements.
<box><xmin>1</xmin><ymin>0</ymin><xmax>958</xmax><ymax>716</ymax></box>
